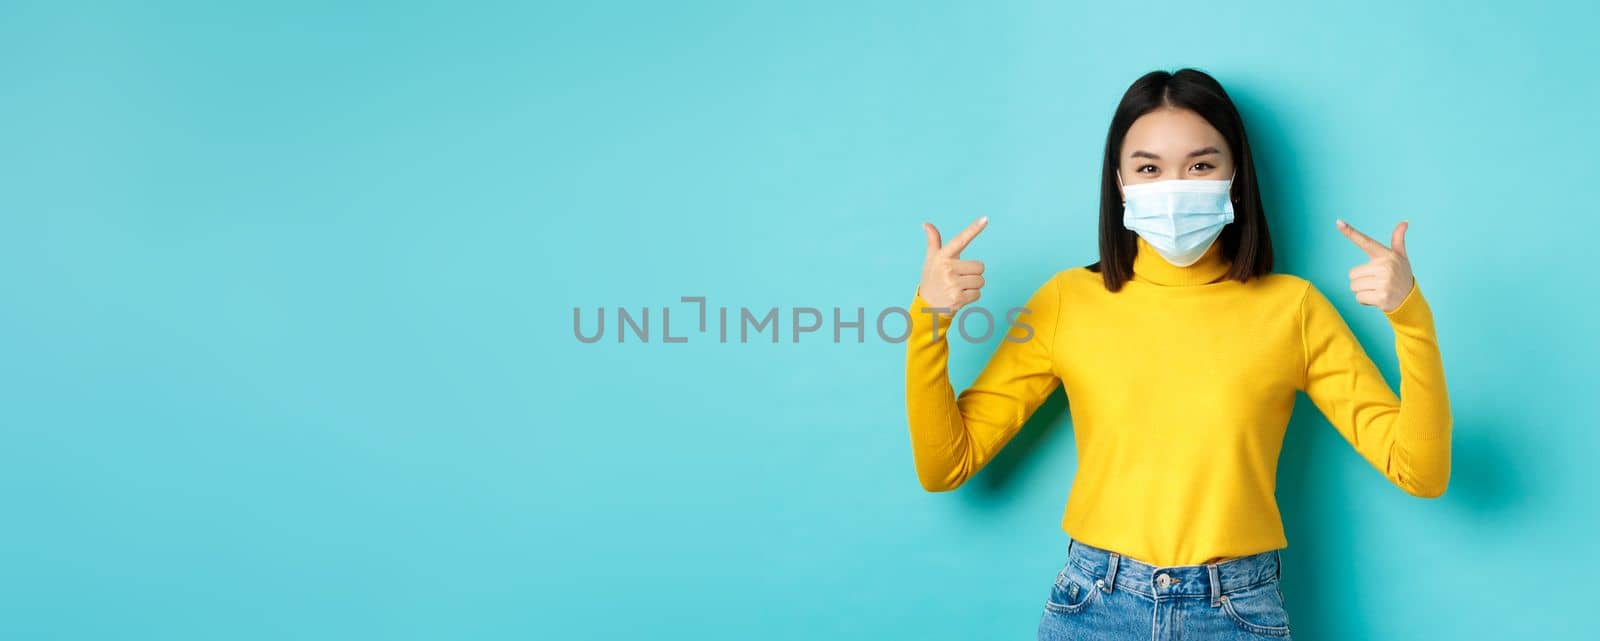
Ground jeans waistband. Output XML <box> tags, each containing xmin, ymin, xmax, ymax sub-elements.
<box><xmin>1066</xmin><ymin>538</ymin><xmax>1282</xmax><ymax>601</ymax></box>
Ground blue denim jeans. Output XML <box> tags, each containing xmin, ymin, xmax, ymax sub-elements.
<box><xmin>1037</xmin><ymin>538</ymin><xmax>1294</xmax><ymax>641</ymax></box>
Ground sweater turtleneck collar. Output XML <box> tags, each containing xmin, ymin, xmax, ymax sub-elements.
<box><xmin>1130</xmin><ymin>235</ymin><xmax>1232</xmax><ymax>286</ymax></box>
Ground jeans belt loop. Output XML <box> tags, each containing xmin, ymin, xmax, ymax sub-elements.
<box><xmin>1207</xmin><ymin>561</ymin><xmax>1222</xmax><ymax>607</ymax></box>
<box><xmin>1103</xmin><ymin>552</ymin><xmax>1120</xmax><ymax>593</ymax></box>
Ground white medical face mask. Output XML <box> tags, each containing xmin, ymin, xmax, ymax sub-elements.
<box><xmin>1118</xmin><ymin>170</ymin><xmax>1237</xmax><ymax>267</ymax></box>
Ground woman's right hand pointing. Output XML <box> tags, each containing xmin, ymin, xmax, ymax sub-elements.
<box><xmin>918</xmin><ymin>216</ymin><xmax>988</xmax><ymax>313</ymax></box>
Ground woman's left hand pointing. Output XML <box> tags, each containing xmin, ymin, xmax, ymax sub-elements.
<box><xmin>1336</xmin><ymin>218</ymin><xmax>1415</xmax><ymax>313</ymax></box>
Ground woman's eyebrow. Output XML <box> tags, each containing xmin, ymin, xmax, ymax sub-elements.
<box><xmin>1128</xmin><ymin>146</ymin><xmax>1220</xmax><ymax>160</ymax></box>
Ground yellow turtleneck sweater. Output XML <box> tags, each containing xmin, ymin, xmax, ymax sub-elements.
<box><xmin>905</xmin><ymin>235</ymin><xmax>1452</xmax><ymax>567</ymax></box>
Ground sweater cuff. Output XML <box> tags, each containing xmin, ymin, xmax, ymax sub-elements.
<box><xmin>1382</xmin><ymin>279</ymin><xmax>1433</xmax><ymax>328</ymax></box>
<box><xmin>910</xmin><ymin>287</ymin><xmax>953</xmax><ymax>343</ymax></box>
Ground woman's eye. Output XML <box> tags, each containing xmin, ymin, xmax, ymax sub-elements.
<box><xmin>1137</xmin><ymin>165</ymin><xmax>1157</xmax><ymax>174</ymax></box>
<box><xmin>1191</xmin><ymin>162</ymin><xmax>1214</xmax><ymax>172</ymax></box>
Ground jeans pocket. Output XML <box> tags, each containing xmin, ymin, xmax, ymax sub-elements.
<box><xmin>1043</xmin><ymin>561</ymin><xmax>1101</xmax><ymax>615</ymax></box>
<box><xmin>1218</xmin><ymin>581</ymin><xmax>1292</xmax><ymax>637</ymax></box>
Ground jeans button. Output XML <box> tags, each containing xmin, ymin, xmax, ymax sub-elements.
<box><xmin>1155</xmin><ymin>573</ymin><xmax>1169</xmax><ymax>587</ymax></box>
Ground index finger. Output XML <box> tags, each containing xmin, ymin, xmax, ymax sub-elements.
<box><xmin>941</xmin><ymin>216</ymin><xmax>989</xmax><ymax>257</ymax></box>
<box><xmin>1336</xmin><ymin>218</ymin><xmax>1388</xmax><ymax>259</ymax></box>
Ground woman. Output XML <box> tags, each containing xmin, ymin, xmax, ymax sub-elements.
<box><xmin>905</xmin><ymin>68</ymin><xmax>1451</xmax><ymax>641</ymax></box>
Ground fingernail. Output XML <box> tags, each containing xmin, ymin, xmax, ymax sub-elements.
<box><xmin>980</xmin><ymin>216</ymin><xmax>989</xmax><ymax>224</ymax></box>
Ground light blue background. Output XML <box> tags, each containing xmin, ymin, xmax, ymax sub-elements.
<box><xmin>3</xmin><ymin>1</ymin><xmax>1595</xmax><ymax>639</ymax></box>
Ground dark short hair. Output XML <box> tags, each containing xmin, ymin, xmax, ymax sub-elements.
<box><xmin>1086</xmin><ymin>68</ymin><xmax>1274</xmax><ymax>291</ymax></box>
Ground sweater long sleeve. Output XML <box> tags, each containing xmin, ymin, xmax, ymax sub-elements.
<box><xmin>1299</xmin><ymin>279</ymin><xmax>1453</xmax><ymax>497</ymax></box>
<box><xmin>905</xmin><ymin>278</ymin><xmax>1062</xmax><ymax>492</ymax></box>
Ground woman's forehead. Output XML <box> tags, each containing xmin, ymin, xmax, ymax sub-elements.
<box><xmin>1123</xmin><ymin>108</ymin><xmax>1227</xmax><ymax>157</ymax></box>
